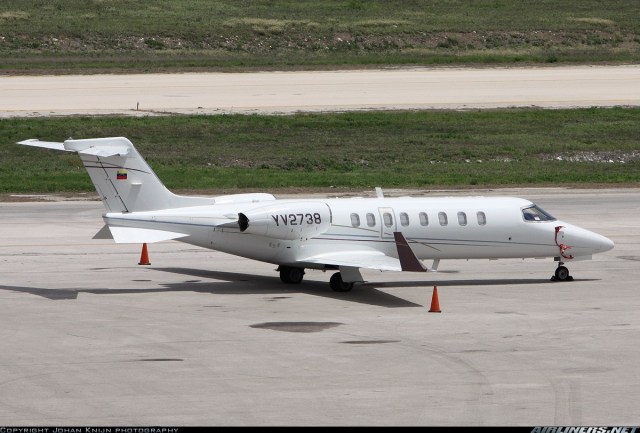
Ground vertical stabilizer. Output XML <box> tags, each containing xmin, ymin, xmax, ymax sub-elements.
<box><xmin>19</xmin><ymin>137</ymin><xmax>213</xmax><ymax>212</ymax></box>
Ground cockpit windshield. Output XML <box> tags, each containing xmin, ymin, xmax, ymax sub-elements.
<box><xmin>522</xmin><ymin>204</ymin><xmax>556</xmax><ymax>222</ymax></box>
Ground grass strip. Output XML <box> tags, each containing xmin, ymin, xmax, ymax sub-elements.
<box><xmin>1</xmin><ymin>108</ymin><xmax>638</xmax><ymax>193</ymax></box>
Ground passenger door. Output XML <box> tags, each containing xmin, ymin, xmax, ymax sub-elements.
<box><xmin>378</xmin><ymin>207</ymin><xmax>396</xmax><ymax>239</ymax></box>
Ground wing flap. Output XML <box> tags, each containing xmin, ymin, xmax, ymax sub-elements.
<box><xmin>299</xmin><ymin>233</ymin><xmax>430</xmax><ymax>273</ymax></box>
<box><xmin>300</xmin><ymin>250</ymin><xmax>402</xmax><ymax>272</ymax></box>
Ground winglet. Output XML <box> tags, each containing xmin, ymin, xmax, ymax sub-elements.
<box><xmin>393</xmin><ymin>232</ymin><xmax>428</xmax><ymax>272</ymax></box>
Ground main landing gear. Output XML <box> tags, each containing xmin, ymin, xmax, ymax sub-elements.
<box><xmin>278</xmin><ymin>266</ymin><xmax>305</xmax><ymax>284</ymax></box>
<box><xmin>278</xmin><ymin>266</ymin><xmax>355</xmax><ymax>292</ymax></box>
<box><xmin>551</xmin><ymin>262</ymin><xmax>574</xmax><ymax>282</ymax></box>
<box><xmin>329</xmin><ymin>272</ymin><xmax>354</xmax><ymax>292</ymax></box>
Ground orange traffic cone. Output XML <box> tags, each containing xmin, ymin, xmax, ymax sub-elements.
<box><xmin>429</xmin><ymin>286</ymin><xmax>441</xmax><ymax>313</ymax></box>
<box><xmin>138</xmin><ymin>243</ymin><xmax>151</xmax><ymax>265</ymax></box>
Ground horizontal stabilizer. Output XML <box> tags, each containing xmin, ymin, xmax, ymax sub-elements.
<box><xmin>17</xmin><ymin>139</ymin><xmax>70</xmax><ymax>152</ymax></box>
<box><xmin>75</xmin><ymin>146</ymin><xmax>129</xmax><ymax>157</ymax></box>
<box><xmin>108</xmin><ymin>226</ymin><xmax>189</xmax><ymax>244</ymax></box>
<box><xmin>18</xmin><ymin>137</ymin><xmax>130</xmax><ymax>157</ymax></box>
<box><xmin>64</xmin><ymin>138</ymin><xmax>131</xmax><ymax>157</ymax></box>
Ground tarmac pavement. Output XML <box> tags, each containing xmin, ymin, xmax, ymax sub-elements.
<box><xmin>0</xmin><ymin>187</ymin><xmax>638</xmax><ymax>426</ymax></box>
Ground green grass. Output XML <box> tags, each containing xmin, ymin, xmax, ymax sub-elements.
<box><xmin>2</xmin><ymin>2</ymin><xmax>637</xmax><ymax>193</ymax></box>
<box><xmin>2</xmin><ymin>108</ymin><xmax>639</xmax><ymax>193</ymax></box>
<box><xmin>1</xmin><ymin>0</ymin><xmax>639</xmax><ymax>73</ymax></box>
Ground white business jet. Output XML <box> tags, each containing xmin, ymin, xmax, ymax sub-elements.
<box><xmin>19</xmin><ymin>137</ymin><xmax>614</xmax><ymax>292</ymax></box>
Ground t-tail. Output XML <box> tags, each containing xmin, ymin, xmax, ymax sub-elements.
<box><xmin>18</xmin><ymin>137</ymin><xmax>213</xmax><ymax>212</ymax></box>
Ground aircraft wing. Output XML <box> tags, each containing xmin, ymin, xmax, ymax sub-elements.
<box><xmin>298</xmin><ymin>233</ymin><xmax>429</xmax><ymax>273</ymax></box>
<box><xmin>299</xmin><ymin>250</ymin><xmax>403</xmax><ymax>272</ymax></box>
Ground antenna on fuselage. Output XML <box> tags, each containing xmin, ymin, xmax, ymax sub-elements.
<box><xmin>375</xmin><ymin>187</ymin><xmax>384</xmax><ymax>198</ymax></box>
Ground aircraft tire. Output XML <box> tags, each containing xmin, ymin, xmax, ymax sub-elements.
<box><xmin>330</xmin><ymin>272</ymin><xmax>354</xmax><ymax>292</ymax></box>
<box><xmin>279</xmin><ymin>266</ymin><xmax>305</xmax><ymax>284</ymax></box>
<box><xmin>554</xmin><ymin>265</ymin><xmax>571</xmax><ymax>281</ymax></box>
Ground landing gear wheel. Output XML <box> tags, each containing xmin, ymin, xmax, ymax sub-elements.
<box><xmin>279</xmin><ymin>266</ymin><xmax>305</xmax><ymax>284</ymax></box>
<box><xmin>552</xmin><ymin>265</ymin><xmax>573</xmax><ymax>282</ymax></box>
<box><xmin>330</xmin><ymin>272</ymin><xmax>354</xmax><ymax>292</ymax></box>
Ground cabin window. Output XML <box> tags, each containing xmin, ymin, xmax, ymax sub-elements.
<box><xmin>457</xmin><ymin>212</ymin><xmax>467</xmax><ymax>226</ymax></box>
<box><xmin>419</xmin><ymin>212</ymin><xmax>429</xmax><ymax>226</ymax></box>
<box><xmin>383</xmin><ymin>212</ymin><xmax>393</xmax><ymax>227</ymax></box>
<box><xmin>522</xmin><ymin>205</ymin><xmax>556</xmax><ymax>222</ymax></box>
<box><xmin>350</xmin><ymin>213</ymin><xmax>360</xmax><ymax>227</ymax></box>
<box><xmin>477</xmin><ymin>211</ymin><xmax>487</xmax><ymax>226</ymax></box>
<box><xmin>400</xmin><ymin>212</ymin><xmax>410</xmax><ymax>226</ymax></box>
<box><xmin>438</xmin><ymin>212</ymin><xmax>448</xmax><ymax>226</ymax></box>
<box><xmin>366</xmin><ymin>213</ymin><xmax>376</xmax><ymax>227</ymax></box>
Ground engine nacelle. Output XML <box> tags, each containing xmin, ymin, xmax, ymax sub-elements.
<box><xmin>238</xmin><ymin>202</ymin><xmax>331</xmax><ymax>240</ymax></box>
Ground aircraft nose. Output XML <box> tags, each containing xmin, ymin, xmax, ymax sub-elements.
<box><xmin>599</xmin><ymin>235</ymin><xmax>615</xmax><ymax>253</ymax></box>
<box><xmin>558</xmin><ymin>223</ymin><xmax>614</xmax><ymax>255</ymax></box>
<box><xmin>578</xmin><ymin>229</ymin><xmax>614</xmax><ymax>254</ymax></box>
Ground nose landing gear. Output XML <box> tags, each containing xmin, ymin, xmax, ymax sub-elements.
<box><xmin>552</xmin><ymin>226</ymin><xmax>575</xmax><ymax>282</ymax></box>
<box><xmin>551</xmin><ymin>262</ymin><xmax>574</xmax><ymax>282</ymax></box>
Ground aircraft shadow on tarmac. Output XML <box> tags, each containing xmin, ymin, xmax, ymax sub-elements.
<box><xmin>0</xmin><ymin>267</ymin><xmax>598</xmax><ymax>306</ymax></box>
<box><xmin>0</xmin><ymin>270</ymin><xmax>419</xmax><ymax>307</ymax></box>
<box><xmin>0</xmin><ymin>282</ymin><xmax>399</xmax><ymax>306</ymax></box>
